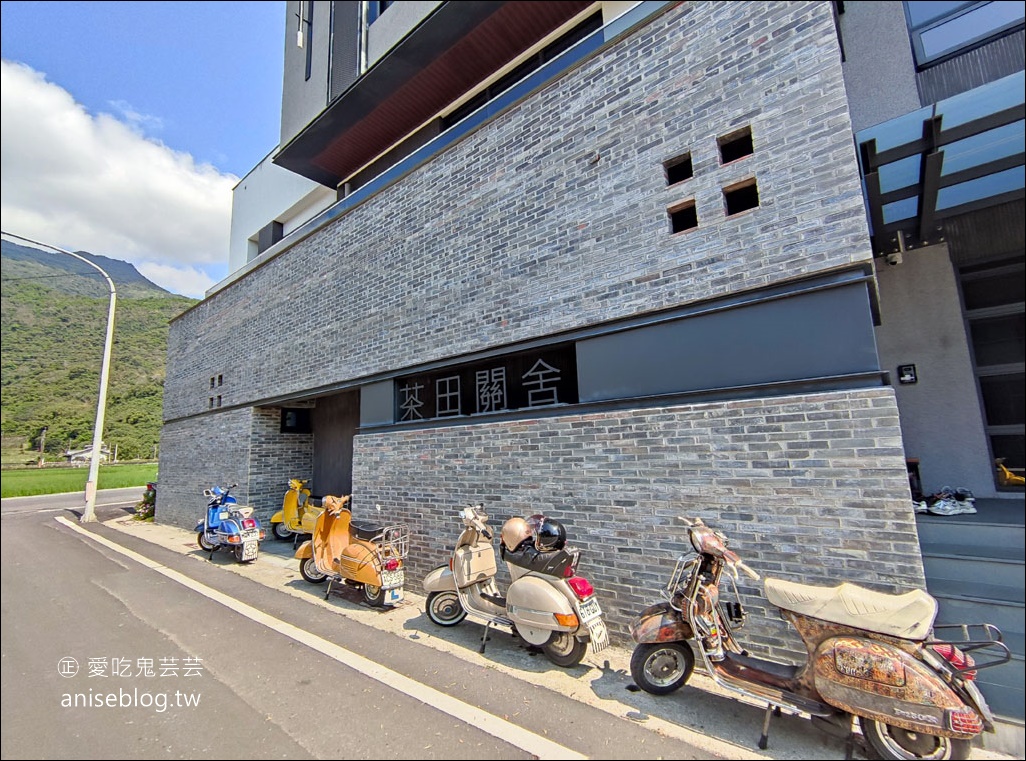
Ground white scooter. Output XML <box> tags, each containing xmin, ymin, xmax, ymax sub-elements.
<box><xmin>422</xmin><ymin>505</ymin><xmax>609</xmax><ymax>667</ymax></box>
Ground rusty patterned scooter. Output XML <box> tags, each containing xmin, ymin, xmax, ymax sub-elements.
<box><xmin>629</xmin><ymin>516</ymin><xmax>1010</xmax><ymax>760</ymax></box>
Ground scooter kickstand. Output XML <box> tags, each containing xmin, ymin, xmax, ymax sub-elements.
<box><xmin>758</xmin><ymin>705</ymin><xmax>780</xmax><ymax>750</ymax></box>
<box><xmin>844</xmin><ymin>715</ymin><xmax>858</xmax><ymax>761</ymax></box>
<box><xmin>479</xmin><ymin>621</ymin><xmax>492</xmax><ymax>654</ymax></box>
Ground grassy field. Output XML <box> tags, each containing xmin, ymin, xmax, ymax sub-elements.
<box><xmin>0</xmin><ymin>463</ymin><xmax>158</xmax><ymax>498</ymax></box>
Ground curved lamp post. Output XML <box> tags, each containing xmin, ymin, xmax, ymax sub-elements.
<box><xmin>2</xmin><ymin>231</ymin><xmax>116</xmax><ymax>522</ymax></box>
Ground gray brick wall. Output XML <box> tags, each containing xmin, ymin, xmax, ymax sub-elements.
<box><xmin>157</xmin><ymin>407</ymin><xmax>255</xmax><ymax>529</ymax></box>
<box><xmin>164</xmin><ymin>1</ymin><xmax>869</xmax><ymax>421</ymax></box>
<box><xmin>157</xmin><ymin>405</ymin><xmax>313</xmax><ymax>529</ymax></box>
<box><xmin>351</xmin><ymin>387</ymin><xmax>924</xmax><ymax>663</ymax></box>
<box><xmin>156</xmin><ymin>2</ymin><xmax>920</xmax><ymax>665</ymax></box>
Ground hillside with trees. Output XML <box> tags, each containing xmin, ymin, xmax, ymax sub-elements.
<box><xmin>1</xmin><ymin>239</ymin><xmax>197</xmax><ymax>463</ymax></box>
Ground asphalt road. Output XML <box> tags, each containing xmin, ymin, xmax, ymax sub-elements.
<box><xmin>0</xmin><ymin>492</ymin><xmax>720</xmax><ymax>760</ymax></box>
<box><xmin>5</xmin><ymin>492</ymin><xmax>1015</xmax><ymax>760</ymax></box>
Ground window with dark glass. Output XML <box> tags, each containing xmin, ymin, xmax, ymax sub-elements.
<box><xmin>904</xmin><ymin>1</ymin><xmax>1025</xmax><ymax>67</ymax></box>
<box><xmin>281</xmin><ymin>408</ymin><xmax>312</xmax><ymax>433</ymax></box>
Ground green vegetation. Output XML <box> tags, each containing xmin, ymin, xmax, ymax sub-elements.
<box><xmin>1</xmin><ymin>240</ymin><xmax>197</xmax><ymax>464</ymax></box>
<box><xmin>1</xmin><ymin>463</ymin><xmax>158</xmax><ymax>498</ymax></box>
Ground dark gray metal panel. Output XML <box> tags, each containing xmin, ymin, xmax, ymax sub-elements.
<box><xmin>945</xmin><ymin>199</ymin><xmax>1025</xmax><ymax>267</ymax></box>
<box><xmin>330</xmin><ymin>1</ymin><xmax>361</xmax><ymax>102</ymax></box>
<box><xmin>312</xmin><ymin>389</ymin><xmax>359</xmax><ymax>496</ymax></box>
<box><xmin>577</xmin><ymin>283</ymin><xmax>880</xmax><ymax>403</ymax></box>
<box><xmin>917</xmin><ymin>30</ymin><xmax>1025</xmax><ymax>104</ymax></box>
<box><xmin>360</xmin><ymin>380</ymin><xmax>394</xmax><ymax>426</ymax></box>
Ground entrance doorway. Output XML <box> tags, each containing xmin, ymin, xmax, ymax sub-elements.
<box><xmin>312</xmin><ymin>389</ymin><xmax>360</xmax><ymax>497</ymax></box>
<box><xmin>959</xmin><ymin>254</ymin><xmax>1025</xmax><ymax>491</ymax></box>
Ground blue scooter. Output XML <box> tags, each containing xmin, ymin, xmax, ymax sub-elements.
<box><xmin>195</xmin><ymin>483</ymin><xmax>265</xmax><ymax>563</ymax></box>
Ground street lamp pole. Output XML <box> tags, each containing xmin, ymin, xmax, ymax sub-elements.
<box><xmin>2</xmin><ymin>231</ymin><xmax>117</xmax><ymax>522</ymax></box>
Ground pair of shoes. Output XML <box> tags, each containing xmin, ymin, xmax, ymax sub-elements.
<box><xmin>927</xmin><ymin>498</ymin><xmax>977</xmax><ymax>516</ymax></box>
<box><xmin>928</xmin><ymin>498</ymin><xmax>961</xmax><ymax>515</ymax></box>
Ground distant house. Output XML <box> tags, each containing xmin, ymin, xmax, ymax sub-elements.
<box><xmin>63</xmin><ymin>444</ymin><xmax>110</xmax><ymax>464</ymax></box>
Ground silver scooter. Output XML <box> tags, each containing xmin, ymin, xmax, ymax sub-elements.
<box><xmin>423</xmin><ymin>504</ymin><xmax>609</xmax><ymax>667</ymax></box>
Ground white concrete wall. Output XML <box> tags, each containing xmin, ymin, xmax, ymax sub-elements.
<box><xmin>873</xmin><ymin>244</ymin><xmax>1001</xmax><ymax>498</ymax></box>
<box><xmin>228</xmin><ymin>155</ymin><xmax>335</xmax><ymax>272</ymax></box>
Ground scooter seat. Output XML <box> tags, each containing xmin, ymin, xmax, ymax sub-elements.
<box><xmin>350</xmin><ymin>522</ymin><xmax>383</xmax><ymax>541</ymax></box>
<box><xmin>501</xmin><ymin>543</ymin><xmax>576</xmax><ymax>577</ymax></box>
<box><xmin>765</xmin><ymin>578</ymin><xmax>937</xmax><ymax>641</ymax></box>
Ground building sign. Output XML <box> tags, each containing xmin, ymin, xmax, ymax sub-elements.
<box><xmin>395</xmin><ymin>345</ymin><xmax>578</xmax><ymax>422</ymax></box>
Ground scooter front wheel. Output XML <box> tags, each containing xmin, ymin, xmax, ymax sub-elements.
<box><xmin>271</xmin><ymin>522</ymin><xmax>293</xmax><ymax>541</ymax></box>
<box><xmin>197</xmin><ymin>531</ymin><xmax>216</xmax><ymax>552</ymax></box>
<box><xmin>630</xmin><ymin>642</ymin><xmax>695</xmax><ymax>695</ymax></box>
<box><xmin>543</xmin><ymin>632</ymin><xmax>588</xmax><ymax>668</ymax></box>
<box><xmin>859</xmin><ymin>717</ymin><xmax>970</xmax><ymax>761</ymax></box>
<box><xmin>299</xmin><ymin>557</ymin><xmax>328</xmax><ymax>584</ymax></box>
<box><xmin>426</xmin><ymin>591</ymin><xmax>467</xmax><ymax>626</ymax></box>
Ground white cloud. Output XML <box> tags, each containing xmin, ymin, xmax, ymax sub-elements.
<box><xmin>0</xmin><ymin>60</ymin><xmax>237</xmax><ymax>299</ymax></box>
<box><xmin>136</xmin><ymin>261</ymin><xmax>218</xmax><ymax>298</ymax></box>
<box><xmin>108</xmin><ymin>99</ymin><xmax>166</xmax><ymax>135</ymax></box>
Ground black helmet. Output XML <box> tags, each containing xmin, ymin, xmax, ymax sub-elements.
<box><xmin>534</xmin><ymin>518</ymin><xmax>566</xmax><ymax>551</ymax></box>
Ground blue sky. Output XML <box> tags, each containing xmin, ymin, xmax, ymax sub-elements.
<box><xmin>1</xmin><ymin>1</ymin><xmax>286</xmax><ymax>297</ymax></box>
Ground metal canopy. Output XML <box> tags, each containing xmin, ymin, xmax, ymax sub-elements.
<box><xmin>856</xmin><ymin>71</ymin><xmax>1025</xmax><ymax>256</ymax></box>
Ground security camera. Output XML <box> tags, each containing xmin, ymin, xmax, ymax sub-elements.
<box><xmin>885</xmin><ymin>252</ymin><xmax>902</xmax><ymax>266</ymax></box>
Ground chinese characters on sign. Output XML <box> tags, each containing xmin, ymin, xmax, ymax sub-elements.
<box><xmin>396</xmin><ymin>345</ymin><xmax>578</xmax><ymax>422</ymax></box>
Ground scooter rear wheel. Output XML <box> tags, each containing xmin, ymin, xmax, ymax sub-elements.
<box><xmin>363</xmin><ymin>583</ymin><xmax>386</xmax><ymax>607</ymax></box>
<box><xmin>630</xmin><ymin>642</ymin><xmax>695</xmax><ymax>695</ymax></box>
<box><xmin>271</xmin><ymin>522</ymin><xmax>293</xmax><ymax>541</ymax></box>
<box><xmin>859</xmin><ymin>717</ymin><xmax>970</xmax><ymax>760</ymax></box>
<box><xmin>426</xmin><ymin>591</ymin><xmax>467</xmax><ymax>626</ymax></box>
<box><xmin>543</xmin><ymin>631</ymin><xmax>588</xmax><ymax>668</ymax></box>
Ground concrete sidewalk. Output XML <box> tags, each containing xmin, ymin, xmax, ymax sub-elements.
<box><xmin>103</xmin><ymin>513</ymin><xmax>1022</xmax><ymax>760</ymax></box>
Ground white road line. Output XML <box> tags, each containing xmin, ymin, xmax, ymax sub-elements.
<box><xmin>55</xmin><ymin>516</ymin><xmax>587</xmax><ymax>761</ymax></box>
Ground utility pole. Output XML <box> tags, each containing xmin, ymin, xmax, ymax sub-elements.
<box><xmin>2</xmin><ymin>231</ymin><xmax>116</xmax><ymax>522</ymax></box>
<box><xmin>38</xmin><ymin>427</ymin><xmax>47</xmax><ymax>467</ymax></box>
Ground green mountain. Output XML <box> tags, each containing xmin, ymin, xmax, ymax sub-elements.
<box><xmin>1</xmin><ymin>240</ymin><xmax>198</xmax><ymax>462</ymax></box>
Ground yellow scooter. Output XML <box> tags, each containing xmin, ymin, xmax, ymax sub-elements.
<box><xmin>295</xmin><ymin>495</ymin><xmax>410</xmax><ymax>607</ymax></box>
<box><xmin>996</xmin><ymin>458</ymin><xmax>1025</xmax><ymax>487</ymax></box>
<box><xmin>269</xmin><ymin>478</ymin><xmax>323</xmax><ymax>540</ymax></box>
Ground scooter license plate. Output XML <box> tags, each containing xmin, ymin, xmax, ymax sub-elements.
<box><xmin>587</xmin><ymin>617</ymin><xmax>609</xmax><ymax>654</ymax></box>
<box><xmin>578</xmin><ymin>597</ymin><xmax>602</xmax><ymax>623</ymax></box>
<box><xmin>381</xmin><ymin>569</ymin><xmax>404</xmax><ymax>588</ymax></box>
<box><xmin>240</xmin><ymin>528</ymin><xmax>260</xmax><ymax>542</ymax></box>
<box><xmin>241</xmin><ymin>541</ymin><xmax>258</xmax><ymax>560</ymax></box>
<box><xmin>385</xmin><ymin>587</ymin><xmax>403</xmax><ymax>605</ymax></box>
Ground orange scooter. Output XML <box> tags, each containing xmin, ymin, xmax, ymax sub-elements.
<box><xmin>294</xmin><ymin>495</ymin><xmax>410</xmax><ymax>607</ymax></box>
